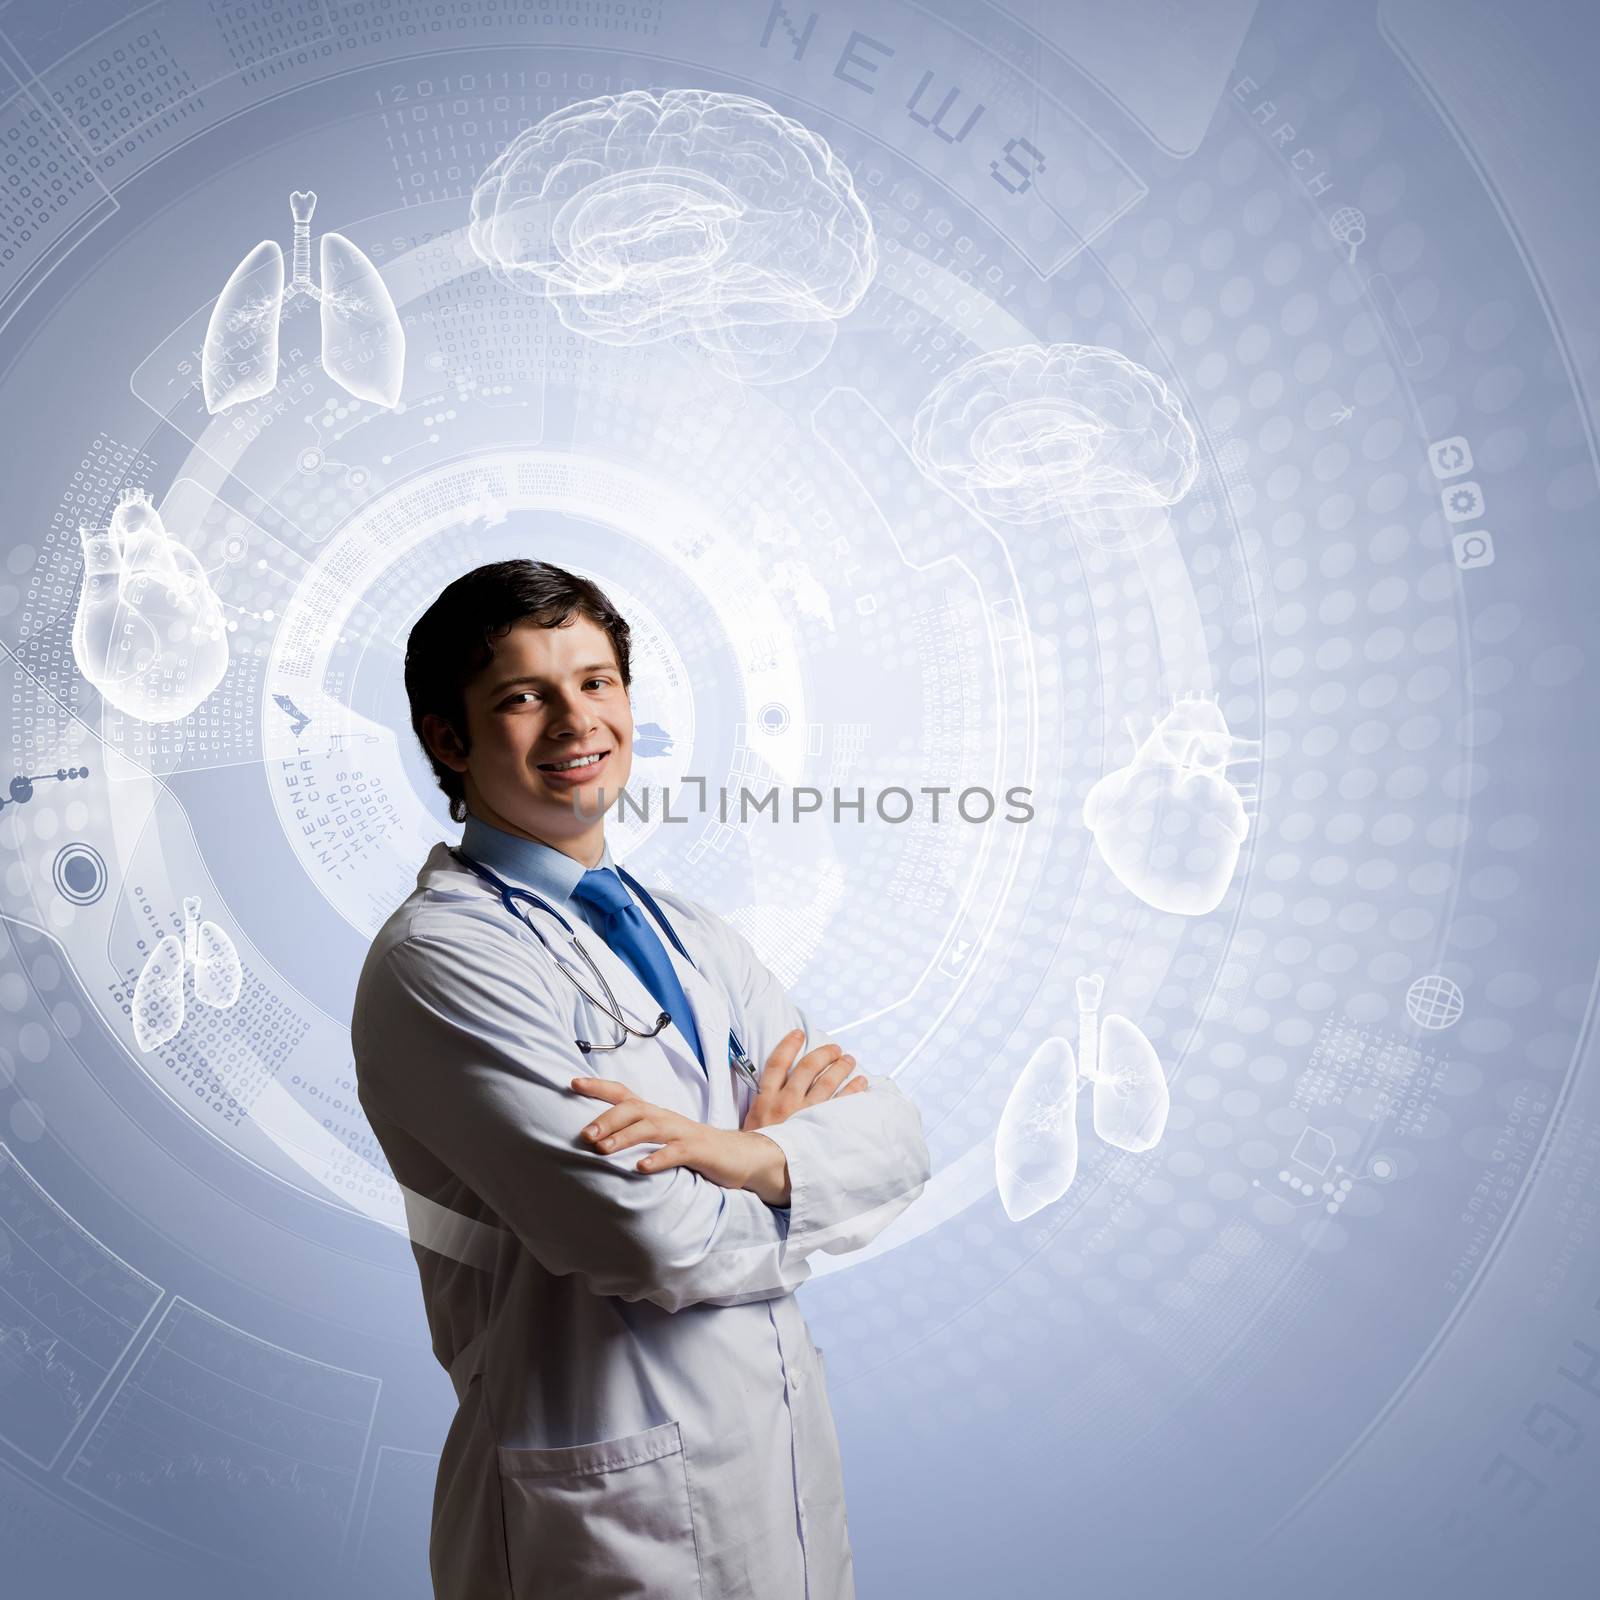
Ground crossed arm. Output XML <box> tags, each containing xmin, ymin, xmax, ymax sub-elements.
<box><xmin>354</xmin><ymin>916</ymin><xmax>930</xmax><ymax>1314</ymax></box>
<box><xmin>568</xmin><ymin>1023</ymin><xmax>871</xmax><ymax>1204</ymax></box>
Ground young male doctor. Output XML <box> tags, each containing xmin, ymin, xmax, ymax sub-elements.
<box><xmin>351</xmin><ymin>559</ymin><xmax>930</xmax><ymax>1599</ymax></box>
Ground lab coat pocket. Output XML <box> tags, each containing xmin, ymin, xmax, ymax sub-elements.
<box><xmin>495</xmin><ymin>1418</ymin><xmax>705</xmax><ymax>1599</ymax></box>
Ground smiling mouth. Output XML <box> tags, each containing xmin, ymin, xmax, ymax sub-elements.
<box><xmin>537</xmin><ymin>751</ymin><xmax>609</xmax><ymax>773</ymax></box>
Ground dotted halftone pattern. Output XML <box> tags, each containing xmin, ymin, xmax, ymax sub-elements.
<box><xmin>804</xmin><ymin>40</ymin><xmax>1594</xmax><ymax>1387</ymax></box>
<box><xmin>0</xmin><ymin>21</ymin><xmax>1589</xmax><ymax>1467</ymax></box>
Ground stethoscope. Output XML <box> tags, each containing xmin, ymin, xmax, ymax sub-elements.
<box><xmin>447</xmin><ymin>847</ymin><xmax>764</xmax><ymax>1091</ymax></box>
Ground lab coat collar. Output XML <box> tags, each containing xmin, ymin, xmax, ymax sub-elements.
<box><xmin>417</xmin><ymin>839</ymin><xmax>728</xmax><ymax>1111</ymax></box>
<box><xmin>458</xmin><ymin>812</ymin><xmax>614</xmax><ymax>908</ymax></box>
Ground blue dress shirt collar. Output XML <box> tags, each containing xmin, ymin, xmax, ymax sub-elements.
<box><xmin>459</xmin><ymin>812</ymin><xmax>614</xmax><ymax>908</ymax></box>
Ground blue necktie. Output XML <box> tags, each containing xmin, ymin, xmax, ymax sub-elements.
<box><xmin>571</xmin><ymin>868</ymin><xmax>706</xmax><ymax>1073</ymax></box>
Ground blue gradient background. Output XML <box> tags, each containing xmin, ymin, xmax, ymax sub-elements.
<box><xmin>1</xmin><ymin>1</ymin><xmax>1598</xmax><ymax>1595</ymax></box>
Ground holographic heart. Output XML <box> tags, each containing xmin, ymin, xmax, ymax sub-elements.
<box><xmin>72</xmin><ymin>491</ymin><xmax>229</xmax><ymax>723</ymax></box>
<box><xmin>1083</xmin><ymin>693</ymin><xmax>1258</xmax><ymax>916</ymax></box>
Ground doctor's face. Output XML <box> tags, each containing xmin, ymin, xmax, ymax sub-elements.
<box><xmin>429</xmin><ymin>614</ymin><xmax>634</xmax><ymax>860</ymax></box>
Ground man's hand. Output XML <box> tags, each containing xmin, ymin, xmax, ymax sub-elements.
<box><xmin>571</xmin><ymin>1033</ymin><xmax>867</xmax><ymax>1206</ymax></box>
<box><xmin>741</xmin><ymin>1029</ymin><xmax>868</xmax><ymax>1133</ymax></box>
<box><xmin>572</xmin><ymin>1077</ymin><xmax>791</xmax><ymax>1201</ymax></box>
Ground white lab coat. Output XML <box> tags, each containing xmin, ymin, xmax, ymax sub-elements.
<box><xmin>351</xmin><ymin>842</ymin><xmax>930</xmax><ymax>1599</ymax></box>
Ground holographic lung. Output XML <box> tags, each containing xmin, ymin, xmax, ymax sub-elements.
<box><xmin>320</xmin><ymin>227</ymin><xmax>407</xmax><ymax>407</ymax></box>
<box><xmin>995</xmin><ymin>1035</ymin><xmax>1080</xmax><ymax>1221</ymax></box>
<box><xmin>996</xmin><ymin>974</ymin><xmax>1172</xmax><ymax>1220</ymax></box>
<box><xmin>132</xmin><ymin>896</ymin><xmax>243</xmax><ymax>1053</ymax></box>
<box><xmin>71</xmin><ymin>491</ymin><xmax>230</xmax><ymax>723</ymax></box>
<box><xmin>131</xmin><ymin>931</ymin><xmax>184</xmax><ymax>1052</ymax></box>
<box><xmin>203</xmin><ymin>190</ymin><xmax>404</xmax><ymax>413</ymax></box>
<box><xmin>1083</xmin><ymin>693</ymin><xmax>1258</xmax><ymax>916</ymax></box>
<box><xmin>910</xmin><ymin>342</ymin><xmax>1199</xmax><ymax>550</ymax></box>
<box><xmin>201</xmin><ymin>239</ymin><xmax>283</xmax><ymax>411</ymax></box>
<box><xmin>1076</xmin><ymin>975</ymin><xmax>1168</xmax><ymax>1153</ymax></box>
<box><xmin>469</xmin><ymin>89</ymin><xmax>878</xmax><ymax>384</ymax></box>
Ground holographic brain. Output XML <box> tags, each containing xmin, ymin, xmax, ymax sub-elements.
<box><xmin>911</xmin><ymin>342</ymin><xmax>1200</xmax><ymax>549</ymax></box>
<box><xmin>468</xmin><ymin>88</ymin><xmax>878</xmax><ymax>384</ymax></box>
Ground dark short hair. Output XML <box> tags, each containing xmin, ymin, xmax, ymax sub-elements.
<box><xmin>404</xmin><ymin>559</ymin><xmax>632</xmax><ymax>823</ymax></box>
